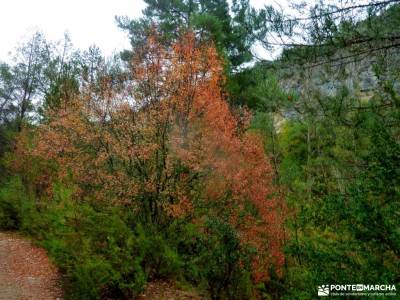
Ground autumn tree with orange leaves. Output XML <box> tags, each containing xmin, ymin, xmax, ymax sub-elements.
<box><xmin>14</xmin><ymin>32</ymin><xmax>286</xmax><ymax>285</ymax></box>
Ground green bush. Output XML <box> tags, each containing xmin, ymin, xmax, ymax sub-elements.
<box><xmin>0</xmin><ymin>177</ymin><xmax>258</xmax><ymax>299</ymax></box>
<box><xmin>0</xmin><ymin>176</ymin><xmax>26</xmax><ymax>230</ymax></box>
<box><xmin>199</xmin><ymin>218</ymin><xmax>253</xmax><ymax>300</ymax></box>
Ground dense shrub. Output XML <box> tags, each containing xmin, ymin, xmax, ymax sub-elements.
<box><xmin>0</xmin><ymin>176</ymin><xmax>259</xmax><ymax>299</ymax></box>
<box><xmin>0</xmin><ymin>177</ymin><xmax>25</xmax><ymax>229</ymax></box>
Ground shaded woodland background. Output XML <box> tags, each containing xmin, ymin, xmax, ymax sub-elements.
<box><xmin>0</xmin><ymin>0</ymin><xmax>399</xmax><ymax>299</ymax></box>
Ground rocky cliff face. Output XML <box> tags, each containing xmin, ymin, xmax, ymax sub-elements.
<box><xmin>278</xmin><ymin>47</ymin><xmax>400</xmax><ymax>99</ymax></box>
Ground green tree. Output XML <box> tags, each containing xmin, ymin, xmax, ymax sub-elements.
<box><xmin>258</xmin><ymin>0</ymin><xmax>400</xmax><ymax>67</ymax></box>
<box><xmin>116</xmin><ymin>0</ymin><xmax>267</xmax><ymax>69</ymax></box>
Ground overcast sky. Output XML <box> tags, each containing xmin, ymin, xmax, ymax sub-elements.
<box><xmin>0</xmin><ymin>0</ymin><xmax>147</xmax><ymax>60</ymax></box>
<box><xmin>0</xmin><ymin>0</ymin><xmax>285</xmax><ymax>61</ymax></box>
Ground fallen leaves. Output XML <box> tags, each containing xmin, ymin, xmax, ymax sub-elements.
<box><xmin>0</xmin><ymin>232</ymin><xmax>63</xmax><ymax>300</ymax></box>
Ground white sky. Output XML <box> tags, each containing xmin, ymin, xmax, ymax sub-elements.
<box><xmin>0</xmin><ymin>0</ymin><xmax>288</xmax><ymax>62</ymax></box>
<box><xmin>0</xmin><ymin>0</ymin><xmax>147</xmax><ymax>60</ymax></box>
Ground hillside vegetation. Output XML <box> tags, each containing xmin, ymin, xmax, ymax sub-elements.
<box><xmin>0</xmin><ymin>0</ymin><xmax>399</xmax><ymax>299</ymax></box>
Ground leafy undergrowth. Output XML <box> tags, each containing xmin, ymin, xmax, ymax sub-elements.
<box><xmin>0</xmin><ymin>177</ymin><xmax>257</xmax><ymax>299</ymax></box>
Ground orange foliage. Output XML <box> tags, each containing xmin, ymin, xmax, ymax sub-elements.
<box><xmin>15</xmin><ymin>32</ymin><xmax>286</xmax><ymax>281</ymax></box>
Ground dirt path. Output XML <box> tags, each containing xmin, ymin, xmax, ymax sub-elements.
<box><xmin>139</xmin><ymin>280</ymin><xmax>203</xmax><ymax>300</ymax></box>
<box><xmin>0</xmin><ymin>232</ymin><xmax>63</xmax><ymax>300</ymax></box>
